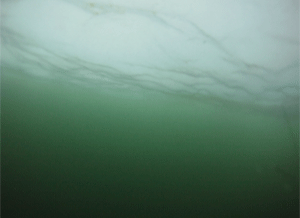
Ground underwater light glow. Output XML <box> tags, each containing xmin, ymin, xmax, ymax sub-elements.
<box><xmin>1</xmin><ymin>0</ymin><xmax>299</xmax><ymax>111</ymax></box>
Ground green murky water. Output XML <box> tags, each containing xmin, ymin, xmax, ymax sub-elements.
<box><xmin>2</xmin><ymin>67</ymin><xmax>299</xmax><ymax>218</ymax></box>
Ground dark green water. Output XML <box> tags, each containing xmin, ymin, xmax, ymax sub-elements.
<box><xmin>2</xmin><ymin>68</ymin><xmax>299</xmax><ymax>218</ymax></box>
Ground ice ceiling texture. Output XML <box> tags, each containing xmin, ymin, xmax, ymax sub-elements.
<box><xmin>1</xmin><ymin>0</ymin><xmax>299</xmax><ymax>111</ymax></box>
